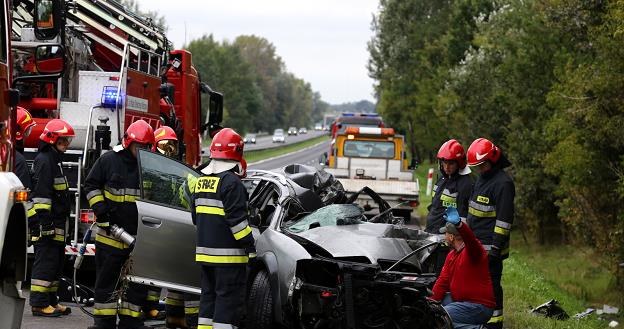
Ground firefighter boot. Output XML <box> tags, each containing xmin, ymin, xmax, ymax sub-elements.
<box><xmin>166</xmin><ymin>316</ymin><xmax>188</xmax><ymax>329</ymax></box>
<box><xmin>55</xmin><ymin>303</ymin><xmax>72</xmax><ymax>315</ymax></box>
<box><xmin>32</xmin><ymin>305</ymin><xmax>63</xmax><ymax>317</ymax></box>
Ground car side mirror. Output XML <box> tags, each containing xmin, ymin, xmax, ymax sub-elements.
<box><xmin>34</xmin><ymin>0</ymin><xmax>62</xmax><ymax>40</ymax></box>
<box><xmin>35</xmin><ymin>45</ymin><xmax>65</xmax><ymax>74</ymax></box>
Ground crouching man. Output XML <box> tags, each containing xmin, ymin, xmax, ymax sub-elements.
<box><xmin>430</xmin><ymin>207</ymin><xmax>495</xmax><ymax>328</ymax></box>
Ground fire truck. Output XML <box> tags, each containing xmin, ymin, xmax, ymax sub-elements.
<box><xmin>323</xmin><ymin>126</ymin><xmax>419</xmax><ymax>221</ymax></box>
<box><xmin>11</xmin><ymin>0</ymin><xmax>223</xmax><ymax>256</ymax></box>
<box><xmin>0</xmin><ymin>0</ymin><xmax>33</xmax><ymax>326</ymax></box>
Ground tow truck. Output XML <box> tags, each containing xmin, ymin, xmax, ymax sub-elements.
<box><xmin>11</xmin><ymin>0</ymin><xmax>223</xmax><ymax>258</ymax></box>
<box><xmin>323</xmin><ymin>126</ymin><xmax>419</xmax><ymax>221</ymax></box>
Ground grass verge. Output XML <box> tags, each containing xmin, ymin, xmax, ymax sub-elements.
<box><xmin>504</xmin><ymin>235</ymin><xmax>622</xmax><ymax>328</ymax></box>
<box><xmin>413</xmin><ymin>160</ymin><xmax>436</xmax><ymax>219</ymax></box>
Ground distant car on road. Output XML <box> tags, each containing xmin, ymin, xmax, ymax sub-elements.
<box><xmin>298</xmin><ymin>127</ymin><xmax>307</xmax><ymax>134</ymax></box>
<box><xmin>272</xmin><ymin>129</ymin><xmax>285</xmax><ymax>143</ymax></box>
<box><xmin>314</xmin><ymin>123</ymin><xmax>323</xmax><ymax>131</ymax></box>
<box><xmin>244</xmin><ymin>134</ymin><xmax>256</xmax><ymax>144</ymax></box>
<box><xmin>288</xmin><ymin>126</ymin><xmax>298</xmax><ymax>135</ymax></box>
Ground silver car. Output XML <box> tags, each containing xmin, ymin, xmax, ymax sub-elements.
<box><xmin>130</xmin><ymin>151</ymin><xmax>451</xmax><ymax>329</ymax></box>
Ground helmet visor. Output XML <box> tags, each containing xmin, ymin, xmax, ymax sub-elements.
<box><xmin>23</xmin><ymin>125</ymin><xmax>33</xmax><ymax>138</ymax></box>
<box><xmin>57</xmin><ymin>137</ymin><xmax>73</xmax><ymax>145</ymax></box>
<box><xmin>156</xmin><ymin>140</ymin><xmax>178</xmax><ymax>157</ymax></box>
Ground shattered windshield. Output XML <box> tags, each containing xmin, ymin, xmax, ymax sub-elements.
<box><xmin>285</xmin><ymin>204</ymin><xmax>365</xmax><ymax>233</ymax></box>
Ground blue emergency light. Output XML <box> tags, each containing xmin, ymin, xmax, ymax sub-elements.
<box><xmin>101</xmin><ymin>86</ymin><xmax>123</xmax><ymax>109</ymax></box>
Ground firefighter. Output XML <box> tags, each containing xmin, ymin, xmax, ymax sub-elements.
<box><xmin>14</xmin><ymin>107</ymin><xmax>36</xmax><ymax>188</ymax></box>
<box><xmin>29</xmin><ymin>119</ymin><xmax>74</xmax><ymax>317</ymax></box>
<box><xmin>148</xmin><ymin>125</ymin><xmax>200</xmax><ymax>329</ymax></box>
<box><xmin>425</xmin><ymin>139</ymin><xmax>473</xmax><ymax>234</ymax></box>
<box><xmin>192</xmin><ymin>128</ymin><xmax>255</xmax><ymax>329</ymax></box>
<box><xmin>84</xmin><ymin>120</ymin><xmax>154</xmax><ymax>329</ymax></box>
<box><xmin>466</xmin><ymin>138</ymin><xmax>515</xmax><ymax>329</ymax></box>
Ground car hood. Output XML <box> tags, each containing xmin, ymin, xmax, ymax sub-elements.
<box><xmin>293</xmin><ymin>223</ymin><xmax>414</xmax><ymax>264</ymax></box>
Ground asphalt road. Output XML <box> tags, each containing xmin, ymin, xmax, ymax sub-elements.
<box><xmin>248</xmin><ymin>140</ymin><xmax>330</xmax><ymax>171</ymax></box>
<box><xmin>202</xmin><ymin>130</ymin><xmax>328</xmax><ymax>153</ymax></box>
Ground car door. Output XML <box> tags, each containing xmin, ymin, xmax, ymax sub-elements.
<box><xmin>130</xmin><ymin>149</ymin><xmax>201</xmax><ymax>293</ymax></box>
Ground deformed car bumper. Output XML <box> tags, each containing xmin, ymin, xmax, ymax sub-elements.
<box><xmin>287</xmin><ymin>257</ymin><xmax>452</xmax><ymax>329</ymax></box>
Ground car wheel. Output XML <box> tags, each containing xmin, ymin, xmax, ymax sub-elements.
<box><xmin>246</xmin><ymin>270</ymin><xmax>275</xmax><ymax>329</ymax></box>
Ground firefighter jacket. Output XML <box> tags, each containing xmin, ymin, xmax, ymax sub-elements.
<box><xmin>14</xmin><ymin>150</ymin><xmax>32</xmax><ymax>189</ymax></box>
<box><xmin>192</xmin><ymin>170</ymin><xmax>255</xmax><ymax>266</ymax></box>
<box><xmin>467</xmin><ymin>160</ymin><xmax>515</xmax><ymax>260</ymax></box>
<box><xmin>425</xmin><ymin>169</ymin><xmax>473</xmax><ymax>234</ymax></box>
<box><xmin>84</xmin><ymin>149</ymin><xmax>141</xmax><ymax>249</ymax></box>
<box><xmin>29</xmin><ymin>144</ymin><xmax>71</xmax><ymax>243</ymax></box>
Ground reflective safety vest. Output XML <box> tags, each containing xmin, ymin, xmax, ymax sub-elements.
<box><xmin>192</xmin><ymin>171</ymin><xmax>255</xmax><ymax>266</ymax></box>
<box><xmin>467</xmin><ymin>167</ymin><xmax>515</xmax><ymax>259</ymax></box>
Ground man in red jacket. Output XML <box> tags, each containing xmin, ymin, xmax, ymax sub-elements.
<box><xmin>431</xmin><ymin>207</ymin><xmax>495</xmax><ymax>328</ymax></box>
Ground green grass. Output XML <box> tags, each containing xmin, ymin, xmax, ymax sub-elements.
<box><xmin>503</xmin><ymin>235</ymin><xmax>623</xmax><ymax>328</ymax></box>
<box><xmin>413</xmin><ymin>160</ymin><xmax>436</xmax><ymax>222</ymax></box>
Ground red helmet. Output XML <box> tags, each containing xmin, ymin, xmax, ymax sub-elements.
<box><xmin>437</xmin><ymin>139</ymin><xmax>467</xmax><ymax>169</ymax></box>
<box><xmin>40</xmin><ymin>119</ymin><xmax>75</xmax><ymax>144</ymax></box>
<box><xmin>16</xmin><ymin>107</ymin><xmax>36</xmax><ymax>141</ymax></box>
<box><xmin>210</xmin><ymin>128</ymin><xmax>244</xmax><ymax>162</ymax></box>
<box><xmin>153</xmin><ymin>126</ymin><xmax>178</xmax><ymax>156</ymax></box>
<box><xmin>122</xmin><ymin>120</ymin><xmax>155</xmax><ymax>149</ymax></box>
<box><xmin>467</xmin><ymin>138</ymin><xmax>501</xmax><ymax>166</ymax></box>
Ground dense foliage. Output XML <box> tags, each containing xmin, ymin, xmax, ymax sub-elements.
<box><xmin>187</xmin><ymin>35</ymin><xmax>328</xmax><ymax>133</ymax></box>
<box><xmin>369</xmin><ymin>0</ymin><xmax>624</xmax><ymax>286</ymax></box>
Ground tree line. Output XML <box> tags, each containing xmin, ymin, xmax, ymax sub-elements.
<box><xmin>187</xmin><ymin>35</ymin><xmax>329</xmax><ymax>134</ymax></box>
<box><xmin>368</xmin><ymin>0</ymin><xmax>624</xmax><ymax>287</ymax></box>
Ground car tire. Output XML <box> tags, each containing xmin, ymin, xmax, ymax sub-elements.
<box><xmin>246</xmin><ymin>270</ymin><xmax>274</xmax><ymax>329</ymax></box>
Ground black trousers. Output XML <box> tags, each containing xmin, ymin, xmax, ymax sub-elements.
<box><xmin>165</xmin><ymin>290</ymin><xmax>200</xmax><ymax>326</ymax></box>
<box><xmin>93</xmin><ymin>243</ymin><xmax>147</xmax><ymax>329</ymax></box>
<box><xmin>30</xmin><ymin>238</ymin><xmax>64</xmax><ymax>307</ymax></box>
<box><xmin>487</xmin><ymin>256</ymin><xmax>504</xmax><ymax>328</ymax></box>
<box><xmin>198</xmin><ymin>265</ymin><xmax>246</xmax><ymax>328</ymax></box>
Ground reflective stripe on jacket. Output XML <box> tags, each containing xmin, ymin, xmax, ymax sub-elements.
<box><xmin>425</xmin><ymin>171</ymin><xmax>473</xmax><ymax>234</ymax></box>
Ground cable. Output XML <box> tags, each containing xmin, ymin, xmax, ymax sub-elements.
<box><xmin>72</xmin><ymin>223</ymin><xmax>96</xmax><ymax>317</ymax></box>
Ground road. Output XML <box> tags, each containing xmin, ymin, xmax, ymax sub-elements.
<box><xmin>248</xmin><ymin>140</ymin><xmax>330</xmax><ymax>171</ymax></box>
<box><xmin>202</xmin><ymin>130</ymin><xmax>328</xmax><ymax>153</ymax></box>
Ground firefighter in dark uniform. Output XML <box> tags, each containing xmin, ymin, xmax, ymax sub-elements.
<box><xmin>147</xmin><ymin>126</ymin><xmax>200</xmax><ymax>329</ymax></box>
<box><xmin>466</xmin><ymin>138</ymin><xmax>515</xmax><ymax>329</ymax></box>
<box><xmin>14</xmin><ymin>107</ymin><xmax>35</xmax><ymax>188</ymax></box>
<box><xmin>192</xmin><ymin>128</ymin><xmax>254</xmax><ymax>329</ymax></box>
<box><xmin>425</xmin><ymin>139</ymin><xmax>473</xmax><ymax>233</ymax></box>
<box><xmin>84</xmin><ymin>120</ymin><xmax>154</xmax><ymax>329</ymax></box>
<box><xmin>29</xmin><ymin>119</ymin><xmax>74</xmax><ymax>317</ymax></box>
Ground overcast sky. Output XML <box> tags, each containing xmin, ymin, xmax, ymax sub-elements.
<box><xmin>135</xmin><ymin>0</ymin><xmax>379</xmax><ymax>105</ymax></box>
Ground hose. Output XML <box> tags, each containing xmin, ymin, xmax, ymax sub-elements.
<box><xmin>72</xmin><ymin>223</ymin><xmax>96</xmax><ymax>317</ymax></box>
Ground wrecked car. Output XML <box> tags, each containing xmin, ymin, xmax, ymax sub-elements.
<box><xmin>128</xmin><ymin>150</ymin><xmax>451</xmax><ymax>329</ymax></box>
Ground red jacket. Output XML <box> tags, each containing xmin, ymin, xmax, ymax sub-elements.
<box><xmin>431</xmin><ymin>222</ymin><xmax>496</xmax><ymax>308</ymax></box>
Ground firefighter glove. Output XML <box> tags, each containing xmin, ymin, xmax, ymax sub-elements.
<box><xmin>444</xmin><ymin>206</ymin><xmax>460</xmax><ymax>225</ymax></box>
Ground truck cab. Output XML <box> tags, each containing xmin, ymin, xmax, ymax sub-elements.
<box><xmin>324</xmin><ymin>126</ymin><xmax>419</xmax><ymax>221</ymax></box>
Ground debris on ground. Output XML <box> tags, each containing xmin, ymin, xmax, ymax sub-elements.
<box><xmin>573</xmin><ymin>308</ymin><xmax>595</xmax><ymax>319</ymax></box>
<box><xmin>601</xmin><ymin>305</ymin><xmax>620</xmax><ymax>315</ymax></box>
<box><xmin>609</xmin><ymin>320</ymin><xmax>619</xmax><ymax>328</ymax></box>
<box><xmin>530</xmin><ymin>299</ymin><xmax>569</xmax><ymax>320</ymax></box>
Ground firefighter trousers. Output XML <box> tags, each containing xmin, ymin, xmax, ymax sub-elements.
<box><xmin>166</xmin><ymin>290</ymin><xmax>200</xmax><ymax>326</ymax></box>
<box><xmin>30</xmin><ymin>237</ymin><xmax>64</xmax><ymax>307</ymax></box>
<box><xmin>198</xmin><ymin>265</ymin><xmax>246</xmax><ymax>329</ymax></box>
<box><xmin>93</xmin><ymin>243</ymin><xmax>147</xmax><ymax>329</ymax></box>
<box><xmin>486</xmin><ymin>256</ymin><xmax>504</xmax><ymax>329</ymax></box>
